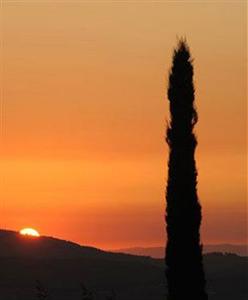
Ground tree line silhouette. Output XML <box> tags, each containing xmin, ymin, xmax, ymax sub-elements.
<box><xmin>35</xmin><ymin>280</ymin><xmax>116</xmax><ymax>300</ymax></box>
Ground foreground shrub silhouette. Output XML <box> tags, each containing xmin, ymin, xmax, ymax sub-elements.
<box><xmin>105</xmin><ymin>289</ymin><xmax>117</xmax><ymax>300</ymax></box>
<box><xmin>80</xmin><ymin>283</ymin><xmax>94</xmax><ymax>300</ymax></box>
<box><xmin>165</xmin><ymin>40</ymin><xmax>208</xmax><ymax>300</ymax></box>
<box><xmin>35</xmin><ymin>280</ymin><xmax>49</xmax><ymax>299</ymax></box>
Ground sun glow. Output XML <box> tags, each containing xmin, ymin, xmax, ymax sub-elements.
<box><xmin>20</xmin><ymin>228</ymin><xmax>40</xmax><ymax>237</ymax></box>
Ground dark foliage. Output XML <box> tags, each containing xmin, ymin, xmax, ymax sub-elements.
<box><xmin>165</xmin><ymin>39</ymin><xmax>208</xmax><ymax>300</ymax></box>
<box><xmin>105</xmin><ymin>289</ymin><xmax>117</xmax><ymax>300</ymax></box>
<box><xmin>35</xmin><ymin>280</ymin><xmax>49</xmax><ymax>299</ymax></box>
<box><xmin>80</xmin><ymin>283</ymin><xmax>94</xmax><ymax>300</ymax></box>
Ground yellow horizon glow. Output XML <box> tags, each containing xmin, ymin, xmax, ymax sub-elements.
<box><xmin>20</xmin><ymin>228</ymin><xmax>40</xmax><ymax>237</ymax></box>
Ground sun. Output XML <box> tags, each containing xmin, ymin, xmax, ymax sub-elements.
<box><xmin>20</xmin><ymin>228</ymin><xmax>40</xmax><ymax>237</ymax></box>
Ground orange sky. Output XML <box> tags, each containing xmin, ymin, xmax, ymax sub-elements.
<box><xmin>0</xmin><ymin>1</ymin><xmax>247</xmax><ymax>249</ymax></box>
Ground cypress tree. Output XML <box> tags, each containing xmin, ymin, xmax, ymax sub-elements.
<box><xmin>165</xmin><ymin>39</ymin><xmax>207</xmax><ymax>300</ymax></box>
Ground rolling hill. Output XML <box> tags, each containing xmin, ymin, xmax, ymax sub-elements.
<box><xmin>0</xmin><ymin>229</ymin><xmax>247</xmax><ymax>300</ymax></box>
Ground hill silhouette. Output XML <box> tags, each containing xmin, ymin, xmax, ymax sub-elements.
<box><xmin>115</xmin><ymin>245</ymin><xmax>248</xmax><ymax>258</ymax></box>
<box><xmin>0</xmin><ymin>229</ymin><xmax>146</xmax><ymax>260</ymax></box>
<box><xmin>0</xmin><ymin>230</ymin><xmax>247</xmax><ymax>300</ymax></box>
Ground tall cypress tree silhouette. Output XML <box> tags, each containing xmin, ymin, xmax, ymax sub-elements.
<box><xmin>165</xmin><ymin>40</ymin><xmax>207</xmax><ymax>300</ymax></box>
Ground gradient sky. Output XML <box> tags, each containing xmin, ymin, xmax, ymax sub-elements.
<box><xmin>0</xmin><ymin>1</ymin><xmax>247</xmax><ymax>249</ymax></box>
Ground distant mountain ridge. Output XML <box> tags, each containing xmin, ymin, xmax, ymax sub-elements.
<box><xmin>114</xmin><ymin>244</ymin><xmax>248</xmax><ymax>258</ymax></box>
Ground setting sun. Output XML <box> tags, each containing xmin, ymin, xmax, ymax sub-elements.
<box><xmin>20</xmin><ymin>228</ymin><xmax>40</xmax><ymax>237</ymax></box>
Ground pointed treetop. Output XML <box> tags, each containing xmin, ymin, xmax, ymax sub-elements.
<box><xmin>173</xmin><ymin>38</ymin><xmax>192</xmax><ymax>63</ymax></box>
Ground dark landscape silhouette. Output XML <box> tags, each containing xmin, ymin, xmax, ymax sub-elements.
<box><xmin>0</xmin><ymin>230</ymin><xmax>247</xmax><ymax>300</ymax></box>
